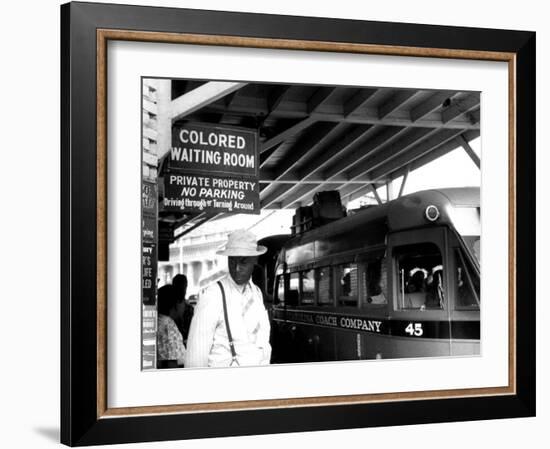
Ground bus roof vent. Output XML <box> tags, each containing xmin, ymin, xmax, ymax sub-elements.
<box><xmin>291</xmin><ymin>191</ymin><xmax>346</xmax><ymax>235</ymax></box>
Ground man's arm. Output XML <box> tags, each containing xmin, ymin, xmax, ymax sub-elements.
<box><xmin>184</xmin><ymin>286</ymin><xmax>220</xmax><ymax>367</ymax></box>
<box><xmin>258</xmin><ymin>308</ymin><xmax>272</xmax><ymax>365</ymax></box>
<box><xmin>252</xmin><ymin>285</ymin><xmax>272</xmax><ymax>365</ymax></box>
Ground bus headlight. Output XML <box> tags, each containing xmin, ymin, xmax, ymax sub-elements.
<box><xmin>425</xmin><ymin>205</ymin><xmax>440</xmax><ymax>222</ymax></box>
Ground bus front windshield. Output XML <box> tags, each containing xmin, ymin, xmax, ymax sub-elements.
<box><xmin>448</xmin><ymin>206</ymin><xmax>480</xmax><ymax>265</ymax></box>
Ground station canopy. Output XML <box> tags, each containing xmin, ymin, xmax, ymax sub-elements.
<box><xmin>160</xmin><ymin>80</ymin><xmax>480</xmax><ymax>240</ymax></box>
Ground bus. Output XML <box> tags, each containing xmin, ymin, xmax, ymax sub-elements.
<box><xmin>269</xmin><ymin>188</ymin><xmax>480</xmax><ymax>363</ymax></box>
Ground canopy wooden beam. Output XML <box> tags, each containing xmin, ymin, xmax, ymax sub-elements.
<box><xmin>441</xmin><ymin>94</ymin><xmax>480</xmax><ymax>123</ymax></box>
<box><xmin>344</xmin><ymin>129</ymin><xmax>466</xmax><ymax>200</ymax></box>
<box><xmin>258</xmin><ymin>85</ymin><xmax>292</xmax><ymax>127</ymax></box>
<box><xmin>410</xmin><ymin>91</ymin><xmax>456</xmax><ymax>122</ymax></box>
<box><xmin>369</xmin><ymin>185</ymin><xmax>383</xmax><ymax>205</ymax></box>
<box><xmin>322</xmin><ymin>126</ymin><xmax>406</xmax><ymax>180</ymax></box>
<box><xmin>264</xmin><ymin>125</ymin><xmax>374</xmax><ymax>208</ymax></box>
<box><xmin>346</xmin><ymin>127</ymin><xmax>438</xmax><ymax>179</ymax></box>
<box><xmin>260</xmin><ymin>117</ymin><xmax>316</xmax><ymax>153</ymax></box>
<box><xmin>170</xmin><ymin>81</ymin><xmax>246</xmax><ymax>123</ymax></box>
<box><xmin>459</xmin><ymin>134</ymin><xmax>481</xmax><ymax>169</ymax></box>
<box><xmin>390</xmin><ymin>131</ymin><xmax>480</xmax><ymax>181</ymax></box>
<box><xmin>378</xmin><ymin>89</ymin><xmax>421</xmax><ymax>119</ymax></box>
<box><xmin>344</xmin><ymin>88</ymin><xmax>378</xmax><ymax>117</ymax></box>
<box><xmin>398</xmin><ymin>165</ymin><xmax>411</xmax><ymax>198</ymax></box>
<box><xmin>307</xmin><ymin>87</ymin><xmax>338</xmax><ymax>113</ymax></box>
<box><xmin>202</xmin><ymin>98</ymin><xmax>480</xmax><ymax>129</ymax></box>
<box><xmin>369</xmin><ymin>128</ymin><xmax>465</xmax><ymax>180</ymax></box>
<box><xmin>269</xmin><ymin>122</ymin><xmax>343</xmax><ymax>180</ymax></box>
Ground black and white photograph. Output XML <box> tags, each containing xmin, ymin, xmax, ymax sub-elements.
<box><xmin>141</xmin><ymin>78</ymin><xmax>481</xmax><ymax>370</ymax></box>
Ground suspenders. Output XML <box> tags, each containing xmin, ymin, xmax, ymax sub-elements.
<box><xmin>217</xmin><ymin>281</ymin><xmax>240</xmax><ymax>367</ymax></box>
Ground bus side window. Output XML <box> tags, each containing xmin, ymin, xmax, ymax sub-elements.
<box><xmin>300</xmin><ymin>270</ymin><xmax>315</xmax><ymax>305</ymax></box>
<box><xmin>275</xmin><ymin>274</ymin><xmax>285</xmax><ymax>305</ymax></box>
<box><xmin>317</xmin><ymin>266</ymin><xmax>333</xmax><ymax>306</ymax></box>
<box><xmin>287</xmin><ymin>272</ymin><xmax>300</xmax><ymax>306</ymax></box>
<box><xmin>454</xmin><ymin>249</ymin><xmax>480</xmax><ymax>309</ymax></box>
<box><xmin>337</xmin><ymin>263</ymin><xmax>358</xmax><ymax>306</ymax></box>
<box><xmin>362</xmin><ymin>257</ymin><xmax>388</xmax><ymax>306</ymax></box>
<box><xmin>394</xmin><ymin>243</ymin><xmax>444</xmax><ymax>310</ymax></box>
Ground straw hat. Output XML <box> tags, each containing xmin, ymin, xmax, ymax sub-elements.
<box><xmin>216</xmin><ymin>229</ymin><xmax>267</xmax><ymax>256</ymax></box>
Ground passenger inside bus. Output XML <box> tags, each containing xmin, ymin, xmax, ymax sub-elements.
<box><xmin>406</xmin><ymin>269</ymin><xmax>427</xmax><ymax>293</ymax></box>
<box><xmin>425</xmin><ymin>265</ymin><xmax>444</xmax><ymax>308</ymax></box>
<box><xmin>365</xmin><ymin>258</ymin><xmax>387</xmax><ymax>305</ymax></box>
<box><xmin>396</xmin><ymin>243</ymin><xmax>443</xmax><ymax>310</ymax></box>
<box><xmin>338</xmin><ymin>265</ymin><xmax>358</xmax><ymax>306</ymax></box>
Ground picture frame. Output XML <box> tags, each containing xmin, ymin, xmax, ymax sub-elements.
<box><xmin>60</xmin><ymin>1</ymin><xmax>535</xmax><ymax>446</ymax></box>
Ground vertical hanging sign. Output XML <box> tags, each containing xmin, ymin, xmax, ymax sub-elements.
<box><xmin>142</xmin><ymin>182</ymin><xmax>158</xmax><ymax>305</ymax></box>
<box><xmin>141</xmin><ymin>181</ymin><xmax>158</xmax><ymax>369</ymax></box>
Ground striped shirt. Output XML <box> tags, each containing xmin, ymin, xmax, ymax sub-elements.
<box><xmin>185</xmin><ymin>274</ymin><xmax>271</xmax><ymax>368</ymax></box>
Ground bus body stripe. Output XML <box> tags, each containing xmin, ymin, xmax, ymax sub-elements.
<box><xmin>272</xmin><ymin>308</ymin><xmax>479</xmax><ymax>340</ymax></box>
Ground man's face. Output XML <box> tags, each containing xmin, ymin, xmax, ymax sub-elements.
<box><xmin>228</xmin><ymin>256</ymin><xmax>258</xmax><ymax>286</ymax></box>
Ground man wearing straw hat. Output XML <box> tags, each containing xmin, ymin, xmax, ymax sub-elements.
<box><xmin>185</xmin><ymin>229</ymin><xmax>272</xmax><ymax>368</ymax></box>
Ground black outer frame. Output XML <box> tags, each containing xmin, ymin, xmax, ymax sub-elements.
<box><xmin>60</xmin><ymin>1</ymin><xmax>536</xmax><ymax>446</ymax></box>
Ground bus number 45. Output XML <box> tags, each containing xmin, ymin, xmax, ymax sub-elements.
<box><xmin>405</xmin><ymin>323</ymin><xmax>423</xmax><ymax>337</ymax></box>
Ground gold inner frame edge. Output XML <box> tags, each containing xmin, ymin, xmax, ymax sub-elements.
<box><xmin>95</xmin><ymin>29</ymin><xmax>517</xmax><ymax>418</ymax></box>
